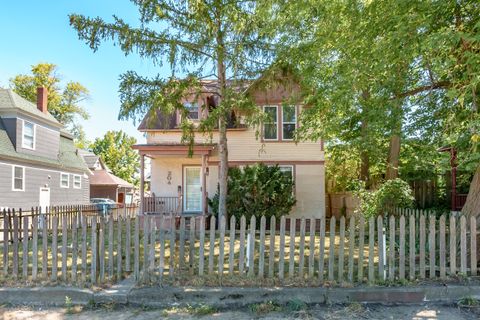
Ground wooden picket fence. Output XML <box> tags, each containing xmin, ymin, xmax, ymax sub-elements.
<box><xmin>0</xmin><ymin>206</ymin><xmax>478</xmax><ymax>286</ymax></box>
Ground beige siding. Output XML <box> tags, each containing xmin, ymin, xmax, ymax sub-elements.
<box><xmin>150</xmin><ymin>158</ymin><xmax>325</xmax><ymax>218</ymax></box>
<box><xmin>293</xmin><ymin>164</ymin><xmax>325</xmax><ymax>218</ymax></box>
<box><xmin>147</xmin><ymin>128</ymin><xmax>324</xmax><ymax>162</ymax></box>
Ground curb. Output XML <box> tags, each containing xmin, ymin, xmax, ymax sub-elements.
<box><xmin>1</xmin><ymin>285</ymin><xmax>480</xmax><ymax>307</ymax></box>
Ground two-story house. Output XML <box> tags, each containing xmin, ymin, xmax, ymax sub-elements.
<box><xmin>0</xmin><ymin>87</ymin><xmax>90</xmax><ymax>210</ymax></box>
<box><xmin>134</xmin><ymin>77</ymin><xmax>325</xmax><ymax>218</ymax></box>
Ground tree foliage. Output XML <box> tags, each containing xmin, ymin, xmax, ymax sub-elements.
<box><xmin>268</xmin><ymin>0</ymin><xmax>479</xmax><ymax>203</ymax></box>
<box><xmin>10</xmin><ymin>63</ymin><xmax>90</xmax><ymax>140</ymax></box>
<box><xmin>354</xmin><ymin>178</ymin><xmax>415</xmax><ymax>218</ymax></box>
<box><xmin>90</xmin><ymin>130</ymin><xmax>140</xmax><ymax>186</ymax></box>
<box><xmin>69</xmin><ymin>1</ymin><xmax>275</xmax><ymax>216</ymax></box>
<box><xmin>208</xmin><ymin>164</ymin><xmax>296</xmax><ymax>221</ymax></box>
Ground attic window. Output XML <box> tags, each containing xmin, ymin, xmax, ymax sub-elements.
<box><xmin>22</xmin><ymin>120</ymin><xmax>35</xmax><ymax>149</ymax></box>
<box><xmin>184</xmin><ymin>102</ymin><xmax>199</xmax><ymax>120</ymax></box>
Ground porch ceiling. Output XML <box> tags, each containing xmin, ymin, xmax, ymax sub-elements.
<box><xmin>132</xmin><ymin>143</ymin><xmax>216</xmax><ymax>157</ymax></box>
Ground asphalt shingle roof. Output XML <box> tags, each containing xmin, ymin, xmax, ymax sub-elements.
<box><xmin>0</xmin><ymin>89</ymin><xmax>60</xmax><ymax>125</ymax></box>
<box><xmin>0</xmin><ymin>89</ymin><xmax>88</xmax><ymax>172</ymax></box>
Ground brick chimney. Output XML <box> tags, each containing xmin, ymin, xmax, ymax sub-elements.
<box><xmin>36</xmin><ymin>87</ymin><xmax>48</xmax><ymax>113</ymax></box>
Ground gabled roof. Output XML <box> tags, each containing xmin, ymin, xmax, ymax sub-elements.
<box><xmin>90</xmin><ymin>169</ymin><xmax>134</xmax><ymax>188</ymax></box>
<box><xmin>0</xmin><ymin>88</ymin><xmax>60</xmax><ymax>126</ymax></box>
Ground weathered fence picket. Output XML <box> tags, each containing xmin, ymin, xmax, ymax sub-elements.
<box><xmin>0</xmin><ymin>205</ymin><xmax>477</xmax><ymax>288</ymax></box>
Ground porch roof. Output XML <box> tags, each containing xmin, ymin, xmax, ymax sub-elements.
<box><xmin>132</xmin><ymin>143</ymin><xmax>216</xmax><ymax>157</ymax></box>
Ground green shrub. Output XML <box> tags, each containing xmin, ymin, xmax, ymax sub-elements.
<box><xmin>209</xmin><ymin>164</ymin><xmax>296</xmax><ymax>221</ymax></box>
<box><xmin>355</xmin><ymin>178</ymin><xmax>414</xmax><ymax>217</ymax></box>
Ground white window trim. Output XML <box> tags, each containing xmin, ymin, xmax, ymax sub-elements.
<box><xmin>263</xmin><ymin>105</ymin><xmax>279</xmax><ymax>141</ymax></box>
<box><xmin>21</xmin><ymin>119</ymin><xmax>36</xmax><ymax>150</ymax></box>
<box><xmin>12</xmin><ymin>165</ymin><xmax>25</xmax><ymax>191</ymax></box>
<box><xmin>282</xmin><ymin>105</ymin><xmax>297</xmax><ymax>141</ymax></box>
<box><xmin>60</xmin><ymin>172</ymin><xmax>69</xmax><ymax>188</ymax></box>
<box><xmin>73</xmin><ymin>174</ymin><xmax>82</xmax><ymax>189</ymax></box>
<box><xmin>278</xmin><ymin>165</ymin><xmax>295</xmax><ymax>181</ymax></box>
<box><xmin>184</xmin><ymin>102</ymin><xmax>200</xmax><ymax>120</ymax></box>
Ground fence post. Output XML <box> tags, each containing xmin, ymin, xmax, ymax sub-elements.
<box><xmin>338</xmin><ymin>216</ymin><xmax>345</xmax><ymax>282</ymax></box>
<box><xmin>198</xmin><ymin>216</ymin><xmax>205</xmax><ymax>276</ymax></box>
<box><xmin>328</xmin><ymin>216</ymin><xmax>336</xmax><ymax>281</ymax></box>
<box><xmin>429</xmin><ymin>215</ymin><xmax>436</xmax><ymax>279</ymax></box>
<box><xmin>134</xmin><ymin>216</ymin><xmax>140</xmax><ymax>280</ymax></box>
<box><xmin>270</xmin><ymin>216</ymin><xmax>277</xmax><ymax>278</ymax></box>
<box><xmin>419</xmin><ymin>215</ymin><xmax>426</xmax><ymax>278</ymax></box>
<box><xmin>51</xmin><ymin>215</ymin><xmax>58</xmax><ymax>281</ymax></box>
<box><xmin>108</xmin><ymin>215</ymin><xmax>114</xmax><ymax>279</ymax></box>
<box><xmin>409</xmin><ymin>214</ymin><xmax>415</xmax><ymax>280</ymax></box>
<box><xmin>348</xmin><ymin>216</ymin><xmax>355</xmax><ymax>282</ymax></box>
<box><xmin>189</xmin><ymin>216</ymin><xmax>196</xmax><ymax>275</ymax></box>
<box><xmin>357</xmin><ymin>216</ymin><xmax>365</xmax><ymax>282</ymax></box>
<box><xmin>125</xmin><ymin>215</ymin><xmax>131</xmax><ymax>272</ymax></box>
<box><xmin>239</xmin><ymin>215</ymin><xmax>246</xmax><ymax>275</ymax></box>
<box><xmin>377</xmin><ymin>215</ymin><xmax>385</xmax><ymax>281</ymax></box>
<box><xmin>258</xmin><ymin>216</ymin><xmax>266</xmax><ymax>278</ymax></box>
<box><xmin>389</xmin><ymin>215</ymin><xmax>395</xmax><ymax>281</ymax></box>
<box><xmin>439</xmin><ymin>215</ymin><xmax>446</xmax><ymax>279</ymax></box>
<box><xmin>3</xmin><ymin>209</ymin><xmax>9</xmax><ymax>276</ymax></box>
<box><xmin>208</xmin><ymin>216</ymin><xmax>216</xmax><ymax>275</ymax></box>
<box><xmin>159</xmin><ymin>215</ymin><xmax>165</xmax><ymax>278</ymax></box>
<box><xmin>278</xmin><ymin>216</ymin><xmax>286</xmax><ymax>279</ymax></box>
<box><xmin>288</xmin><ymin>218</ymin><xmax>296</xmax><ymax>278</ymax></box>
<box><xmin>309</xmin><ymin>218</ymin><xmax>316</xmax><ymax>279</ymax></box>
<box><xmin>62</xmin><ymin>214</ymin><xmax>67</xmax><ymax>281</ymax></box>
<box><xmin>248</xmin><ymin>216</ymin><xmax>256</xmax><ymax>277</ymax></box>
<box><xmin>22</xmin><ymin>215</ymin><xmax>28</xmax><ymax>279</ymax></box>
<box><xmin>399</xmin><ymin>215</ymin><xmax>405</xmax><ymax>280</ymax></box>
<box><xmin>460</xmin><ymin>216</ymin><xmax>467</xmax><ymax>274</ymax></box>
<box><xmin>32</xmin><ymin>215</ymin><xmax>38</xmax><ymax>280</ymax></box>
<box><xmin>179</xmin><ymin>217</ymin><xmax>185</xmax><ymax>269</ymax></box>
<box><xmin>71</xmin><ymin>216</ymin><xmax>77</xmax><ymax>283</ymax></box>
<box><xmin>12</xmin><ymin>212</ymin><xmax>19</xmax><ymax>279</ymax></box>
<box><xmin>299</xmin><ymin>218</ymin><xmax>306</xmax><ymax>279</ymax></box>
<box><xmin>218</xmin><ymin>215</ymin><xmax>226</xmax><ymax>277</ymax></box>
<box><xmin>229</xmin><ymin>216</ymin><xmax>236</xmax><ymax>275</ymax></box>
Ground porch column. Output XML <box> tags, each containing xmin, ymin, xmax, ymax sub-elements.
<box><xmin>202</xmin><ymin>154</ymin><xmax>207</xmax><ymax>215</ymax></box>
<box><xmin>140</xmin><ymin>153</ymin><xmax>145</xmax><ymax>214</ymax></box>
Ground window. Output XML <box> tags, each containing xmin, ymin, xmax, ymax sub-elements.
<box><xmin>12</xmin><ymin>166</ymin><xmax>25</xmax><ymax>191</ymax></box>
<box><xmin>73</xmin><ymin>175</ymin><xmax>81</xmax><ymax>189</ymax></box>
<box><xmin>263</xmin><ymin>106</ymin><xmax>278</xmax><ymax>140</ymax></box>
<box><xmin>22</xmin><ymin>120</ymin><xmax>35</xmax><ymax>149</ymax></box>
<box><xmin>282</xmin><ymin>106</ymin><xmax>297</xmax><ymax>140</ymax></box>
<box><xmin>184</xmin><ymin>102</ymin><xmax>199</xmax><ymax>120</ymax></box>
<box><xmin>279</xmin><ymin>165</ymin><xmax>294</xmax><ymax>182</ymax></box>
<box><xmin>60</xmin><ymin>173</ymin><xmax>69</xmax><ymax>188</ymax></box>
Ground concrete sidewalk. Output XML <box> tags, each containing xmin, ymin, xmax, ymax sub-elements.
<box><xmin>1</xmin><ymin>281</ymin><xmax>480</xmax><ymax>307</ymax></box>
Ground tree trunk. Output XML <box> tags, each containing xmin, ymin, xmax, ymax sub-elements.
<box><xmin>217</xmin><ymin>29</ymin><xmax>228</xmax><ymax>218</ymax></box>
<box><xmin>463</xmin><ymin>165</ymin><xmax>480</xmax><ymax>216</ymax></box>
<box><xmin>386</xmin><ymin>134</ymin><xmax>400</xmax><ymax>180</ymax></box>
<box><xmin>463</xmin><ymin>165</ymin><xmax>480</xmax><ymax>261</ymax></box>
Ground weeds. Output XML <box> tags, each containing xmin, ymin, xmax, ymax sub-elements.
<box><xmin>250</xmin><ymin>300</ymin><xmax>282</xmax><ymax>314</ymax></box>
<box><xmin>458</xmin><ymin>296</ymin><xmax>479</xmax><ymax>307</ymax></box>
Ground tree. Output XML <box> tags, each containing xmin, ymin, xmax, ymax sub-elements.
<box><xmin>10</xmin><ymin>63</ymin><xmax>90</xmax><ymax>140</ymax></box>
<box><xmin>271</xmin><ymin>0</ymin><xmax>479</xmax><ymax>198</ymax></box>
<box><xmin>90</xmin><ymin>130</ymin><xmax>140</xmax><ymax>186</ymax></box>
<box><xmin>69</xmin><ymin>1</ymin><xmax>274</xmax><ymax>216</ymax></box>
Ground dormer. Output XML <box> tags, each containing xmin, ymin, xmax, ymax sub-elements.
<box><xmin>0</xmin><ymin>88</ymin><xmax>62</xmax><ymax>160</ymax></box>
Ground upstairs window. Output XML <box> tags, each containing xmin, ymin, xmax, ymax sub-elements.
<box><xmin>12</xmin><ymin>166</ymin><xmax>25</xmax><ymax>191</ymax></box>
<box><xmin>282</xmin><ymin>106</ymin><xmax>297</xmax><ymax>140</ymax></box>
<box><xmin>73</xmin><ymin>175</ymin><xmax>81</xmax><ymax>189</ymax></box>
<box><xmin>22</xmin><ymin>120</ymin><xmax>35</xmax><ymax>149</ymax></box>
<box><xmin>184</xmin><ymin>102</ymin><xmax>199</xmax><ymax>120</ymax></box>
<box><xmin>263</xmin><ymin>106</ymin><xmax>278</xmax><ymax>140</ymax></box>
<box><xmin>60</xmin><ymin>173</ymin><xmax>69</xmax><ymax>188</ymax></box>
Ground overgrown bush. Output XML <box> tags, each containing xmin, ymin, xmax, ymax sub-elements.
<box><xmin>208</xmin><ymin>164</ymin><xmax>296</xmax><ymax>221</ymax></box>
<box><xmin>354</xmin><ymin>178</ymin><xmax>415</xmax><ymax>217</ymax></box>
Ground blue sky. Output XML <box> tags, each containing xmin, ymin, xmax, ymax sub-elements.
<box><xmin>0</xmin><ymin>1</ymin><xmax>171</xmax><ymax>143</ymax></box>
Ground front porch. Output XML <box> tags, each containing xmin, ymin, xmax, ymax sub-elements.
<box><xmin>133</xmin><ymin>143</ymin><xmax>217</xmax><ymax>216</ymax></box>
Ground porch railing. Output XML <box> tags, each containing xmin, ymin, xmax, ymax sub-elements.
<box><xmin>143</xmin><ymin>196</ymin><xmax>180</xmax><ymax>215</ymax></box>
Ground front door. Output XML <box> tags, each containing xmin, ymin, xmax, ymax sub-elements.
<box><xmin>183</xmin><ymin>166</ymin><xmax>202</xmax><ymax>212</ymax></box>
<box><xmin>39</xmin><ymin>187</ymin><xmax>50</xmax><ymax>213</ymax></box>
